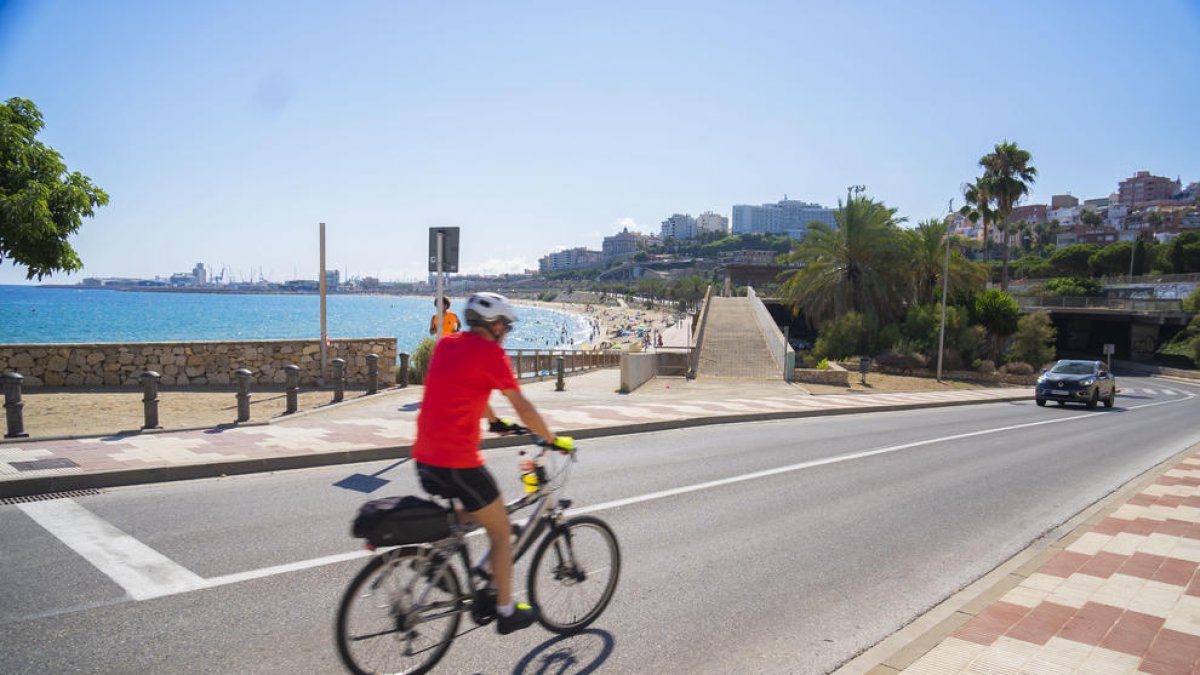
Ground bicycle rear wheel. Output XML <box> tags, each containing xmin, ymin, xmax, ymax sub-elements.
<box><xmin>336</xmin><ymin>548</ymin><xmax>462</xmax><ymax>675</ymax></box>
<box><xmin>527</xmin><ymin>515</ymin><xmax>621</xmax><ymax>634</ymax></box>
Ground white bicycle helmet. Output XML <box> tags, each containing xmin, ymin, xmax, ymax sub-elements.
<box><xmin>464</xmin><ymin>292</ymin><xmax>518</xmax><ymax>327</ymax></box>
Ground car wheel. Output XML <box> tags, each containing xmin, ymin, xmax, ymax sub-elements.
<box><xmin>1104</xmin><ymin>390</ymin><xmax>1115</xmax><ymax>408</ymax></box>
<box><xmin>1086</xmin><ymin>389</ymin><xmax>1098</xmax><ymax>409</ymax></box>
<box><xmin>1036</xmin><ymin>398</ymin><xmax>1046</xmax><ymax>407</ymax></box>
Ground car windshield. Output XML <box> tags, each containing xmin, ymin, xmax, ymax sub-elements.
<box><xmin>1050</xmin><ymin>361</ymin><xmax>1095</xmax><ymax>375</ymax></box>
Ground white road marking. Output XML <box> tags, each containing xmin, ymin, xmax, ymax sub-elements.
<box><xmin>21</xmin><ymin>387</ymin><xmax>1196</xmax><ymax>603</ymax></box>
<box><xmin>18</xmin><ymin>499</ymin><xmax>208</xmax><ymax>600</ymax></box>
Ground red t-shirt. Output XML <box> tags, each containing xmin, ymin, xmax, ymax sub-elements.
<box><xmin>412</xmin><ymin>332</ymin><xmax>520</xmax><ymax>468</ymax></box>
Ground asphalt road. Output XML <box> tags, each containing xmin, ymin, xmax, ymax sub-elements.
<box><xmin>2</xmin><ymin>374</ymin><xmax>1198</xmax><ymax>674</ymax></box>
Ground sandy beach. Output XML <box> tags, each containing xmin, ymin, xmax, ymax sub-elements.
<box><xmin>515</xmin><ymin>292</ymin><xmax>692</xmax><ymax>351</ymax></box>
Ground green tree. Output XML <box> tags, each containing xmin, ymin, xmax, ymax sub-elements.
<box><xmin>1080</xmin><ymin>209</ymin><xmax>1103</xmax><ymax>227</ymax></box>
<box><xmin>1182</xmin><ymin>287</ymin><xmax>1200</xmax><ymax>313</ymax></box>
<box><xmin>1012</xmin><ymin>254</ymin><xmax>1052</xmax><ymax>279</ymax></box>
<box><xmin>1049</xmin><ymin>243</ymin><xmax>1099</xmax><ymax>277</ymax></box>
<box><xmin>1165</xmin><ymin>231</ymin><xmax>1200</xmax><ymax>274</ymax></box>
<box><xmin>1007</xmin><ymin>311</ymin><xmax>1057</xmax><ymax>368</ymax></box>
<box><xmin>960</xmin><ymin>178</ymin><xmax>995</xmax><ymax>261</ymax></box>
<box><xmin>979</xmin><ymin>141</ymin><xmax>1037</xmax><ymax>291</ymax></box>
<box><xmin>1132</xmin><ymin>238</ymin><xmax>1148</xmax><ymax>276</ymax></box>
<box><xmin>778</xmin><ymin>193</ymin><xmax>908</xmax><ymax>326</ymax></box>
<box><xmin>669</xmin><ymin>275</ymin><xmax>708</xmax><ymax>309</ymax></box>
<box><xmin>1089</xmin><ymin>242</ymin><xmax>1134</xmax><ymax>277</ymax></box>
<box><xmin>973</xmin><ymin>289</ymin><xmax>1021</xmax><ymax>360</ymax></box>
<box><xmin>903</xmin><ymin>219</ymin><xmax>988</xmax><ymax>305</ymax></box>
<box><xmin>1</xmin><ymin>97</ymin><xmax>109</xmax><ymax>279</ymax></box>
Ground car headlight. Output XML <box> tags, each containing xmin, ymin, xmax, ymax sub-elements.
<box><xmin>1080</xmin><ymin>378</ymin><xmax>1095</xmax><ymax>387</ymax></box>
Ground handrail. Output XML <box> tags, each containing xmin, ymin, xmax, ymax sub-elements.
<box><xmin>687</xmin><ymin>285</ymin><xmax>714</xmax><ymax>379</ymax></box>
<box><xmin>746</xmin><ymin>286</ymin><xmax>795</xmax><ymax>381</ymax></box>
<box><xmin>1015</xmin><ymin>296</ymin><xmax>1185</xmax><ymax>313</ymax></box>
<box><xmin>505</xmin><ymin>348</ymin><xmax>622</xmax><ymax>380</ymax></box>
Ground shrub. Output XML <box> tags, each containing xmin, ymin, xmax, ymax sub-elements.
<box><xmin>1042</xmin><ymin>277</ymin><xmax>1102</xmax><ymax>297</ymax></box>
<box><xmin>975</xmin><ymin>359</ymin><xmax>996</xmax><ymax>374</ymax></box>
<box><xmin>1007</xmin><ymin>311</ymin><xmax>1057</xmax><ymax>368</ymax></box>
<box><xmin>813</xmin><ymin>311</ymin><xmax>872</xmax><ymax>361</ymax></box>
<box><xmin>406</xmin><ymin>338</ymin><xmax>436</xmax><ymax>385</ymax></box>
<box><xmin>538</xmin><ymin>291</ymin><xmax>559</xmax><ymax>302</ymax></box>
<box><xmin>1000</xmin><ymin>361</ymin><xmax>1035</xmax><ymax>375</ymax></box>
<box><xmin>815</xmin><ymin>358</ymin><xmax>830</xmax><ymax>370</ymax></box>
<box><xmin>874</xmin><ymin>352</ymin><xmax>927</xmax><ymax>374</ymax></box>
<box><xmin>1184</xmin><ymin>287</ymin><xmax>1200</xmax><ymax>314</ymax></box>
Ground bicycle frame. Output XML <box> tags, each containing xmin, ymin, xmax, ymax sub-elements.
<box><xmin>406</xmin><ymin>452</ymin><xmax>574</xmax><ymax>617</ymax></box>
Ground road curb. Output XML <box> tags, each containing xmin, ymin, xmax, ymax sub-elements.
<box><xmin>830</xmin><ymin>439</ymin><xmax>1200</xmax><ymax>675</ymax></box>
<box><xmin>0</xmin><ymin>393</ymin><xmax>1029</xmax><ymax>498</ymax></box>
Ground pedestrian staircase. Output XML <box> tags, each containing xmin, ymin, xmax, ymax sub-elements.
<box><xmin>695</xmin><ymin>297</ymin><xmax>784</xmax><ymax>379</ymax></box>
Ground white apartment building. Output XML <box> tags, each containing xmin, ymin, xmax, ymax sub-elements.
<box><xmin>1048</xmin><ymin>205</ymin><xmax>1082</xmax><ymax>227</ymax></box>
<box><xmin>731</xmin><ymin>199</ymin><xmax>835</xmax><ymax>239</ymax></box>
<box><xmin>539</xmin><ymin>247</ymin><xmax>603</xmax><ymax>273</ymax></box>
<box><xmin>696</xmin><ymin>211</ymin><xmax>729</xmax><ymax>235</ymax></box>
<box><xmin>660</xmin><ymin>213</ymin><xmax>697</xmax><ymax>240</ymax></box>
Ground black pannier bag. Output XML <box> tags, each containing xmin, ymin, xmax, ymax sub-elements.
<box><xmin>352</xmin><ymin>495</ymin><xmax>453</xmax><ymax>547</ymax></box>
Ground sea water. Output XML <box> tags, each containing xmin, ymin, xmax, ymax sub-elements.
<box><xmin>0</xmin><ymin>285</ymin><xmax>591</xmax><ymax>353</ymax></box>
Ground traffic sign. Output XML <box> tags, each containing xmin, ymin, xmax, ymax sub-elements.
<box><xmin>428</xmin><ymin>227</ymin><xmax>460</xmax><ymax>273</ymax></box>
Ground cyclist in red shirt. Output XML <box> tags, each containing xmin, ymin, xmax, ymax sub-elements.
<box><xmin>412</xmin><ymin>292</ymin><xmax>573</xmax><ymax>635</ymax></box>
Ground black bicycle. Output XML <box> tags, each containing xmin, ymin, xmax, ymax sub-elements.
<box><xmin>335</xmin><ymin>440</ymin><xmax>621</xmax><ymax>675</ymax></box>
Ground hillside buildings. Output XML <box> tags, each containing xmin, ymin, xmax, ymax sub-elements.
<box><xmin>539</xmin><ymin>247</ymin><xmax>604</xmax><ymax>273</ymax></box>
<box><xmin>660</xmin><ymin>214</ymin><xmax>697</xmax><ymax>240</ymax></box>
<box><xmin>731</xmin><ymin>199</ymin><xmax>835</xmax><ymax>239</ymax></box>
<box><xmin>696</xmin><ymin>211</ymin><xmax>729</xmax><ymax>235</ymax></box>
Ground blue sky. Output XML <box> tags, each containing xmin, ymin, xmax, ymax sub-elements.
<box><xmin>2</xmin><ymin>0</ymin><xmax>1198</xmax><ymax>284</ymax></box>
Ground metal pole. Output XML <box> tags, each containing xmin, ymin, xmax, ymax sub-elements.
<box><xmin>140</xmin><ymin>370</ymin><xmax>161</xmax><ymax>430</ymax></box>
<box><xmin>555</xmin><ymin>356</ymin><xmax>565</xmax><ymax>392</ymax></box>
<box><xmin>3</xmin><ymin>372</ymin><xmax>29</xmax><ymax>439</ymax></box>
<box><xmin>284</xmin><ymin>364</ymin><xmax>300</xmax><ymax>414</ymax></box>
<box><xmin>435</xmin><ymin>232</ymin><xmax>444</xmax><ymax>342</ymax></box>
<box><xmin>366</xmin><ymin>353</ymin><xmax>379</xmax><ymax>395</ymax></box>
<box><xmin>938</xmin><ymin>202</ymin><xmax>952</xmax><ymax>383</ymax></box>
<box><xmin>319</xmin><ymin>222</ymin><xmax>328</xmax><ymax>381</ymax></box>
<box><xmin>235</xmin><ymin>368</ymin><xmax>252</xmax><ymax>423</ymax></box>
<box><xmin>331</xmin><ymin>358</ymin><xmax>345</xmax><ymax>403</ymax></box>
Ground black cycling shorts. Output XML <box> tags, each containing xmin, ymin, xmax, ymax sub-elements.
<box><xmin>415</xmin><ymin>462</ymin><xmax>500</xmax><ymax>512</ymax></box>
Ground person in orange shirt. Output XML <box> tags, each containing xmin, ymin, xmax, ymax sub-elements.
<box><xmin>428</xmin><ymin>296</ymin><xmax>461</xmax><ymax>337</ymax></box>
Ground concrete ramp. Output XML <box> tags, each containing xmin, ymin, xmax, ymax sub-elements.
<box><xmin>695</xmin><ymin>296</ymin><xmax>784</xmax><ymax>379</ymax></box>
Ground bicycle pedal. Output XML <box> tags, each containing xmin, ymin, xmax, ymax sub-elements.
<box><xmin>558</xmin><ymin>498</ymin><xmax>572</xmax><ymax>509</ymax></box>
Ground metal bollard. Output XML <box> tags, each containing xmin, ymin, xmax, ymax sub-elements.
<box><xmin>398</xmin><ymin>353</ymin><xmax>410</xmax><ymax>388</ymax></box>
<box><xmin>235</xmin><ymin>368</ymin><xmax>253</xmax><ymax>423</ymax></box>
<box><xmin>3</xmin><ymin>372</ymin><xmax>29</xmax><ymax>439</ymax></box>
<box><xmin>366</xmin><ymin>353</ymin><xmax>379</xmax><ymax>395</ymax></box>
<box><xmin>555</xmin><ymin>356</ymin><xmax>565</xmax><ymax>392</ymax></box>
<box><xmin>284</xmin><ymin>364</ymin><xmax>300</xmax><ymax>414</ymax></box>
<box><xmin>331</xmin><ymin>358</ymin><xmax>345</xmax><ymax>403</ymax></box>
<box><xmin>140</xmin><ymin>370</ymin><xmax>161</xmax><ymax>430</ymax></box>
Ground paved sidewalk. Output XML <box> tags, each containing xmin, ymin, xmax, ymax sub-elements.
<box><xmin>0</xmin><ymin>368</ymin><xmax>1027</xmax><ymax>498</ymax></box>
<box><xmin>843</xmin><ymin>443</ymin><xmax>1200</xmax><ymax>675</ymax></box>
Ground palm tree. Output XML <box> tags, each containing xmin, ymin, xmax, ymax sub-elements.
<box><xmin>979</xmin><ymin>141</ymin><xmax>1037</xmax><ymax>291</ymax></box>
<box><xmin>960</xmin><ymin>178</ymin><xmax>995</xmax><ymax>262</ymax></box>
<box><xmin>904</xmin><ymin>219</ymin><xmax>989</xmax><ymax>305</ymax></box>
<box><xmin>777</xmin><ymin>193</ymin><xmax>909</xmax><ymax>327</ymax></box>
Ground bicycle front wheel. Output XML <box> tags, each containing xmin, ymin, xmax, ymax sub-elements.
<box><xmin>335</xmin><ymin>548</ymin><xmax>462</xmax><ymax>675</ymax></box>
<box><xmin>527</xmin><ymin>515</ymin><xmax>621</xmax><ymax>634</ymax></box>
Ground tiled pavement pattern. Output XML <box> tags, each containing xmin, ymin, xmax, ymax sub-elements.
<box><xmin>901</xmin><ymin>449</ymin><xmax>1200</xmax><ymax>675</ymax></box>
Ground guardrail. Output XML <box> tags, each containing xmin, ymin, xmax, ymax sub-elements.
<box><xmin>507</xmin><ymin>349</ymin><xmax>621</xmax><ymax>381</ymax></box>
<box><xmin>746</xmin><ymin>286</ymin><xmax>796</xmax><ymax>382</ymax></box>
<box><xmin>688</xmin><ymin>286</ymin><xmax>714</xmax><ymax>379</ymax></box>
<box><xmin>1016</xmin><ymin>296</ymin><xmax>1185</xmax><ymax>313</ymax></box>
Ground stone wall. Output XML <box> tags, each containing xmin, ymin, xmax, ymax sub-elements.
<box><xmin>795</xmin><ymin>362</ymin><xmax>849</xmax><ymax>386</ymax></box>
<box><xmin>0</xmin><ymin>338</ymin><xmax>396</xmax><ymax>387</ymax></box>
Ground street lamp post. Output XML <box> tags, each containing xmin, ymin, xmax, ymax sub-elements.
<box><xmin>937</xmin><ymin>200</ymin><xmax>952</xmax><ymax>383</ymax></box>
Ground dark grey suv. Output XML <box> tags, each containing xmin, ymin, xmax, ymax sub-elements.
<box><xmin>1035</xmin><ymin>359</ymin><xmax>1117</xmax><ymax>409</ymax></box>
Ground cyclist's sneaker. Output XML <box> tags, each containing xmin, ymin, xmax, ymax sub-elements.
<box><xmin>496</xmin><ymin>603</ymin><xmax>538</xmax><ymax>635</ymax></box>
